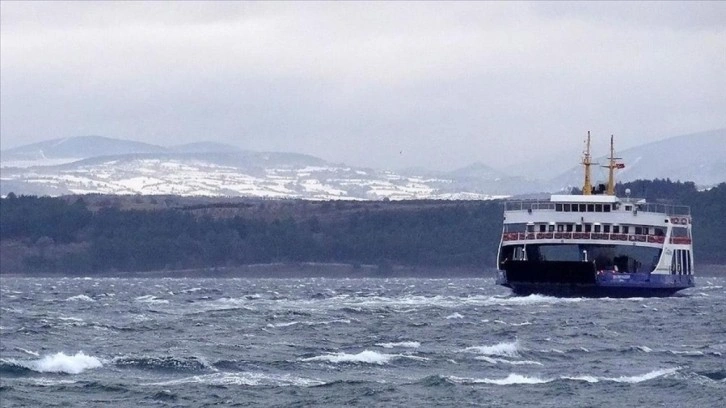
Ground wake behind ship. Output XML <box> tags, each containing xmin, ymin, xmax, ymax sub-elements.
<box><xmin>496</xmin><ymin>133</ymin><xmax>695</xmax><ymax>297</ymax></box>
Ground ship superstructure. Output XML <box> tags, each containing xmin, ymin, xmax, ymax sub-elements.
<box><xmin>496</xmin><ymin>133</ymin><xmax>695</xmax><ymax>297</ymax></box>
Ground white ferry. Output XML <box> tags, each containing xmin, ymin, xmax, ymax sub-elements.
<box><xmin>496</xmin><ymin>133</ymin><xmax>695</xmax><ymax>297</ymax></box>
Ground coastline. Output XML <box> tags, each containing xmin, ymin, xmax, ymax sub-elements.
<box><xmin>2</xmin><ymin>263</ymin><xmax>725</xmax><ymax>279</ymax></box>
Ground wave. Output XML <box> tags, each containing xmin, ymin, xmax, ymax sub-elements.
<box><xmin>148</xmin><ymin>372</ymin><xmax>324</xmax><ymax>387</ymax></box>
<box><xmin>449</xmin><ymin>368</ymin><xmax>678</xmax><ymax>386</ymax></box>
<box><xmin>465</xmin><ymin>340</ymin><xmax>520</xmax><ymax>358</ymax></box>
<box><xmin>14</xmin><ymin>347</ymin><xmax>40</xmax><ymax>357</ymax></box>
<box><xmin>475</xmin><ymin>356</ymin><xmax>543</xmax><ymax>366</ymax></box>
<box><xmin>65</xmin><ymin>295</ymin><xmax>94</xmax><ymax>302</ymax></box>
<box><xmin>376</xmin><ymin>341</ymin><xmax>421</xmax><ymax>349</ymax></box>
<box><xmin>1</xmin><ymin>352</ymin><xmax>102</xmax><ymax>375</ymax></box>
<box><xmin>302</xmin><ymin>350</ymin><xmax>426</xmax><ymax>365</ymax></box>
<box><xmin>113</xmin><ymin>355</ymin><xmax>215</xmax><ymax>372</ymax></box>
<box><xmin>134</xmin><ymin>295</ymin><xmax>169</xmax><ymax>304</ymax></box>
<box><xmin>450</xmin><ymin>373</ymin><xmax>548</xmax><ymax>385</ymax></box>
<box><xmin>564</xmin><ymin>368</ymin><xmax>679</xmax><ymax>383</ymax></box>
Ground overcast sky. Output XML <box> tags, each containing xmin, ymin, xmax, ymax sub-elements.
<box><xmin>1</xmin><ymin>1</ymin><xmax>724</xmax><ymax>171</ymax></box>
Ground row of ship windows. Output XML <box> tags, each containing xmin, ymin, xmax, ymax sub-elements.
<box><xmin>528</xmin><ymin>223</ymin><xmax>664</xmax><ymax>235</ymax></box>
<box><xmin>554</xmin><ymin>203</ymin><xmax>630</xmax><ymax>213</ymax></box>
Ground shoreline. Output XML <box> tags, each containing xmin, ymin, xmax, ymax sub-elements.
<box><xmin>2</xmin><ymin>262</ymin><xmax>726</xmax><ymax>279</ymax></box>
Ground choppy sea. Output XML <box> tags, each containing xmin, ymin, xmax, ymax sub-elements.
<box><xmin>1</xmin><ymin>276</ymin><xmax>724</xmax><ymax>407</ymax></box>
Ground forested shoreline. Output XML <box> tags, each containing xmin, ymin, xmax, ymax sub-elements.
<box><xmin>1</xmin><ymin>180</ymin><xmax>724</xmax><ymax>276</ymax></box>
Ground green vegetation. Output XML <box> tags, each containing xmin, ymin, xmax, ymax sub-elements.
<box><xmin>1</xmin><ymin>181</ymin><xmax>724</xmax><ymax>274</ymax></box>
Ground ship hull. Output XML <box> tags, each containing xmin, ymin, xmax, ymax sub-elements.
<box><xmin>498</xmin><ymin>260</ymin><xmax>694</xmax><ymax>298</ymax></box>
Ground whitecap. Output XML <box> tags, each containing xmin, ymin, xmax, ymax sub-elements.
<box><xmin>606</xmin><ymin>368</ymin><xmax>678</xmax><ymax>383</ymax></box>
<box><xmin>148</xmin><ymin>372</ymin><xmax>324</xmax><ymax>387</ymax></box>
<box><xmin>669</xmin><ymin>350</ymin><xmax>704</xmax><ymax>356</ymax></box>
<box><xmin>451</xmin><ymin>373</ymin><xmax>549</xmax><ymax>385</ymax></box>
<box><xmin>134</xmin><ymin>295</ymin><xmax>169</xmax><ymax>304</ymax></box>
<box><xmin>266</xmin><ymin>321</ymin><xmax>299</xmax><ymax>328</ymax></box>
<box><xmin>465</xmin><ymin>340</ymin><xmax>520</xmax><ymax>357</ymax></box>
<box><xmin>302</xmin><ymin>350</ymin><xmax>425</xmax><ymax>365</ymax></box>
<box><xmin>58</xmin><ymin>316</ymin><xmax>84</xmax><ymax>322</ymax></box>
<box><xmin>475</xmin><ymin>356</ymin><xmax>543</xmax><ymax>366</ymax></box>
<box><xmin>446</xmin><ymin>313</ymin><xmax>464</xmax><ymax>320</ymax></box>
<box><xmin>18</xmin><ymin>352</ymin><xmax>102</xmax><ymax>374</ymax></box>
<box><xmin>376</xmin><ymin>341</ymin><xmax>421</xmax><ymax>349</ymax></box>
<box><xmin>14</xmin><ymin>347</ymin><xmax>39</xmax><ymax>357</ymax></box>
<box><xmin>65</xmin><ymin>295</ymin><xmax>94</xmax><ymax>302</ymax></box>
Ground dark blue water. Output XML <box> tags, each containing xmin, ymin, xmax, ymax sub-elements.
<box><xmin>1</xmin><ymin>276</ymin><xmax>724</xmax><ymax>407</ymax></box>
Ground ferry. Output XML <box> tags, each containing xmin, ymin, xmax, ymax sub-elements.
<box><xmin>496</xmin><ymin>132</ymin><xmax>695</xmax><ymax>297</ymax></box>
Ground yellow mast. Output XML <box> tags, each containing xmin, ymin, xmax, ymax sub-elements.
<box><xmin>582</xmin><ymin>131</ymin><xmax>593</xmax><ymax>195</ymax></box>
<box><xmin>603</xmin><ymin>134</ymin><xmax>623</xmax><ymax>195</ymax></box>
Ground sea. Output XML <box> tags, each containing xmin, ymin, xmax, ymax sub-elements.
<box><xmin>1</xmin><ymin>276</ymin><xmax>724</xmax><ymax>407</ymax></box>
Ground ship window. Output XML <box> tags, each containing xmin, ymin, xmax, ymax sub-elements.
<box><xmin>655</xmin><ymin>228</ymin><xmax>664</xmax><ymax>236</ymax></box>
<box><xmin>506</xmin><ymin>223</ymin><xmax>527</xmax><ymax>233</ymax></box>
<box><xmin>623</xmin><ymin>226</ymin><xmax>630</xmax><ymax>234</ymax></box>
<box><xmin>585</xmin><ymin>224</ymin><xmax>592</xmax><ymax>232</ymax></box>
<box><xmin>635</xmin><ymin>226</ymin><xmax>643</xmax><ymax>235</ymax></box>
<box><xmin>672</xmin><ymin>227</ymin><xmax>688</xmax><ymax>237</ymax></box>
<box><xmin>686</xmin><ymin>251</ymin><xmax>692</xmax><ymax>275</ymax></box>
<box><xmin>604</xmin><ymin>225</ymin><xmax>610</xmax><ymax>233</ymax></box>
<box><xmin>575</xmin><ymin>224</ymin><xmax>583</xmax><ymax>232</ymax></box>
<box><xmin>613</xmin><ymin>225</ymin><xmax>620</xmax><ymax>233</ymax></box>
<box><xmin>625</xmin><ymin>205</ymin><xmax>632</xmax><ymax>211</ymax></box>
<box><xmin>587</xmin><ymin>204</ymin><xmax>594</xmax><ymax>212</ymax></box>
<box><xmin>539</xmin><ymin>225</ymin><xmax>546</xmax><ymax>232</ymax></box>
<box><xmin>563</xmin><ymin>204</ymin><xmax>571</xmax><ymax>212</ymax></box>
<box><xmin>579</xmin><ymin>204</ymin><xmax>586</xmax><ymax>212</ymax></box>
<box><xmin>595</xmin><ymin>204</ymin><xmax>602</xmax><ymax>212</ymax></box>
<box><xmin>604</xmin><ymin>205</ymin><xmax>611</xmax><ymax>212</ymax></box>
<box><xmin>556</xmin><ymin>204</ymin><xmax>562</xmax><ymax>211</ymax></box>
<box><xmin>566</xmin><ymin>224</ymin><xmax>574</xmax><ymax>232</ymax></box>
<box><xmin>557</xmin><ymin>224</ymin><xmax>564</xmax><ymax>232</ymax></box>
<box><xmin>527</xmin><ymin>224</ymin><xmax>535</xmax><ymax>232</ymax></box>
<box><xmin>548</xmin><ymin>224</ymin><xmax>555</xmax><ymax>232</ymax></box>
<box><xmin>594</xmin><ymin>224</ymin><xmax>601</xmax><ymax>233</ymax></box>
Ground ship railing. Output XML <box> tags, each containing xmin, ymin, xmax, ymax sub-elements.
<box><xmin>504</xmin><ymin>199</ymin><xmax>690</xmax><ymax>216</ymax></box>
<box><xmin>500</xmin><ymin>232</ymin><xmax>690</xmax><ymax>245</ymax></box>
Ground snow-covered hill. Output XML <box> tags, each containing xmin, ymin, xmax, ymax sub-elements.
<box><xmin>0</xmin><ymin>150</ymin><xmax>506</xmax><ymax>200</ymax></box>
<box><xmin>2</xmin><ymin>129</ymin><xmax>723</xmax><ymax>199</ymax></box>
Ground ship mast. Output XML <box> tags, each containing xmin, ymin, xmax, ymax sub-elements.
<box><xmin>603</xmin><ymin>134</ymin><xmax>623</xmax><ymax>195</ymax></box>
<box><xmin>582</xmin><ymin>131</ymin><xmax>593</xmax><ymax>195</ymax></box>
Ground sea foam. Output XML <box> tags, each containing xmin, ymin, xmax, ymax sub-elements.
<box><xmin>302</xmin><ymin>350</ymin><xmax>424</xmax><ymax>365</ymax></box>
<box><xmin>376</xmin><ymin>341</ymin><xmax>421</xmax><ymax>349</ymax></box>
<box><xmin>65</xmin><ymin>295</ymin><xmax>94</xmax><ymax>302</ymax></box>
<box><xmin>465</xmin><ymin>341</ymin><xmax>520</xmax><ymax>357</ymax></box>
<box><xmin>22</xmin><ymin>352</ymin><xmax>102</xmax><ymax>374</ymax></box>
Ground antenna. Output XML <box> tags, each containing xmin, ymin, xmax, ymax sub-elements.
<box><xmin>582</xmin><ymin>131</ymin><xmax>593</xmax><ymax>195</ymax></box>
<box><xmin>602</xmin><ymin>134</ymin><xmax>624</xmax><ymax>195</ymax></box>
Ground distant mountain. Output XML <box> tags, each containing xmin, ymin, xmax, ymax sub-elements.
<box><xmin>1</xmin><ymin>135</ymin><xmax>166</xmax><ymax>161</ymax></box>
<box><xmin>548</xmin><ymin>129</ymin><xmax>726</xmax><ymax>190</ymax></box>
<box><xmin>0</xmin><ymin>138</ymin><xmax>507</xmax><ymax>199</ymax></box>
<box><xmin>446</xmin><ymin>162</ymin><xmax>508</xmax><ymax>181</ymax></box>
<box><xmin>2</xmin><ymin>130</ymin><xmax>723</xmax><ymax>199</ymax></box>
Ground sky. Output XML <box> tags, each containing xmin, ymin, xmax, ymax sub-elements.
<box><xmin>1</xmin><ymin>1</ymin><xmax>725</xmax><ymax>172</ymax></box>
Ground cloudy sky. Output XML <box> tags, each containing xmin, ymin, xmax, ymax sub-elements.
<box><xmin>1</xmin><ymin>1</ymin><xmax>724</xmax><ymax>171</ymax></box>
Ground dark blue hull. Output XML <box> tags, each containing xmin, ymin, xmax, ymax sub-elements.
<box><xmin>498</xmin><ymin>260</ymin><xmax>694</xmax><ymax>298</ymax></box>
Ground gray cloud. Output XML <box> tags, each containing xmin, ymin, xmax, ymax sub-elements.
<box><xmin>1</xmin><ymin>1</ymin><xmax>724</xmax><ymax>171</ymax></box>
